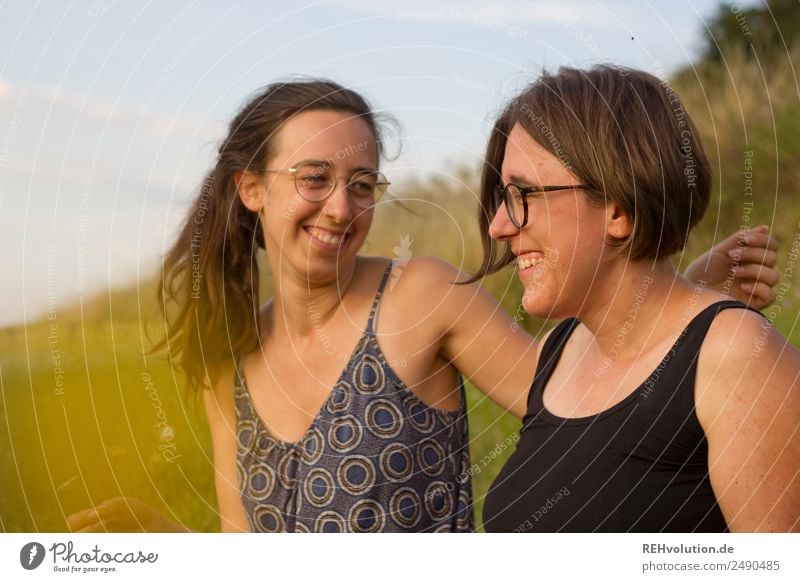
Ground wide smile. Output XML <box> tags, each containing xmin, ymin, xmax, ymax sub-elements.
<box><xmin>516</xmin><ymin>251</ymin><xmax>546</xmax><ymax>275</ymax></box>
<box><xmin>304</xmin><ymin>226</ymin><xmax>350</xmax><ymax>250</ymax></box>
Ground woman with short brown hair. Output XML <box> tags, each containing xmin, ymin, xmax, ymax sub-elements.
<box><xmin>481</xmin><ymin>65</ymin><xmax>799</xmax><ymax>532</ymax></box>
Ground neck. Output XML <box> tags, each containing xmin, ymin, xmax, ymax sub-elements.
<box><xmin>268</xmin><ymin>256</ymin><xmax>359</xmax><ymax>337</ymax></box>
<box><xmin>577</xmin><ymin>258</ymin><xmax>699</xmax><ymax>357</ymax></box>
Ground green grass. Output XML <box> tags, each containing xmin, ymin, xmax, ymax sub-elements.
<box><xmin>464</xmin><ymin>383</ymin><xmax>520</xmax><ymax>530</ymax></box>
<box><xmin>0</xmin><ymin>315</ymin><xmax>218</xmax><ymax>532</ymax></box>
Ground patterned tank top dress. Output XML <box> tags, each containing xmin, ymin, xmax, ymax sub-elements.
<box><xmin>234</xmin><ymin>261</ymin><xmax>474</xmax><ymax>532</ymax></box>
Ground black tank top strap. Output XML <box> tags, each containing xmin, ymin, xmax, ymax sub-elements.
<box><xmin>652</xmin><ymin>300</ymin><xmax>763</xmax><ymax>432</ymax></box>
<box><xmin>525</xmin><ymin>301</ymin><xmax>760</xmax><ymax>416</ymax></box>
<box><xmin>526</xmin><ymin>318</ymin><xmax>581</xmax><ymax>412</ymax></box>
<box><xmin>668</xmin><ymin>299</ymin><xmax>762</xmax><ymax>358</ymax></box>
<box><xmin>366</xmin><ymin>260</ymin><xmax>394</xmax><ymax>335</ymax></box>
<box><xmin>680</xmin><ymin>300</ymin><xmax>763</xmax><ymax>355</ymax></box>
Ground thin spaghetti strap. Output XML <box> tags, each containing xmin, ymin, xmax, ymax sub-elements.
<box><xmin>366</xmin><ymin>260</ymin><xmax>394</xmax><ymax>335</ymax></box>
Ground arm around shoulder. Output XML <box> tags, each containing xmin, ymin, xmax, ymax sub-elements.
<box><xmin>696</xmin><ymin>309</ymin><xmax>800</xmax><ymax>532</ymax></box>
<box><xmin>397</xmin><ymin>257</ymin><xmax>538</xmax><ymax>418</ymax></box>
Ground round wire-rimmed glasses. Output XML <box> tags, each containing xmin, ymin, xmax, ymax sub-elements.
<box><xmin>261</xmin><ymin>161</ymin><xmax>389</xmax><ymax>209</ymax></box>
<box><xmin>493</xmin><ymin>183</ymin><xmax>589</xmax><ymax>228</ymax></box>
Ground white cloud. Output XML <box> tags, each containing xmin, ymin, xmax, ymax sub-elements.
<box><xmin>0</xmin><ymin>79</ymin><xmax>225</xmax><ymax>143</ymax></box>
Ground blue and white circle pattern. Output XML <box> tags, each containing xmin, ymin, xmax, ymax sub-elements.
<box><xmin>354</xmin><ymin>354</ymin><xmax>385</xmax><ymax>393</ymax></box>
<box><xmin>294</xmin><ymin>521</ymin><xmax>311</xmax><ymax>533</ymax></box>
<box><xmin>348</xmin><ymin>499</ymin><xmax>386</xmax><ymax>533</ymax></box>
<box><xmin>456</xmin><ymin>487</ymin><xmax>472</xmax><ymax>531</ymax></box>
<box><xmin>424</xmin><ymin>480</ymin><xmax>454</xmax><ymax>522</ymax></box>
<box><xmin>253</xmin><ymin>505</ymin><xmax>285</xmax><ymax>533</ymax></box>
<box><xmin>337</xmin><ymin>455</ymin><xmax>376</xmax><ymax>495</ymax></box>
<box><xmin>389</xmin><ymin>487</ymin><xmax>422</xmax><ymax>529</ymax></box>
<box><xmin>304</xmin><ymin>467</ymin><xmax>335</xmax><ymax>508</ymax></box>
<box><xmin>327</xmin><ymin>414</ymin><xmax>363</xmax><ymax>453</ymax></box>
<box><xmin>238</xmin><ymin>419</ymin><xmax>257</xmax><ymax>452</ymax></box>
<box><xmin>277</xmin><ymin>452</ymin><xmax>299</xmax><ymax>489</ymax></box>
<box><xmin>326</xmin><ymin>381</ymin><xmax>352</xmax><ymax>413</ymax></box>
<box><xmin>380</xmin><ymin>442</ymin><xmax>414</xmax><ymax>483</ymax></box>
<box><xmin>302</xmin><ymin>427</ymin><xmax>325</xmax><ymax>464</ymax></box>
<box><xmin>315</xmin><ymin>510</ymin><xmax>346</xmax><ymax>533</ymax></box>
<box><xmin>365</xmin><ymin>399</ymin><xmax>403</xmax><ymax>439</ymax></box>
<box><xmin>404</xmin><ymin>398</ymin><xmax>436</xmax><ymax>434</ymax></box>
<box><xmin>417</xmin><ymin>438</ymin><xmax>446</xmax><ymax>477</ymax></box>
<box><xmin>247</xmin><ymin>465</ymin><xmax>276</xmax><ymax>501</ymax></box>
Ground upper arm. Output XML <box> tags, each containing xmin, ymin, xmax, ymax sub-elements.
<box><xmin>400</xmin><ymin>257</ymin><xmax>538</xmax><ymax>418</ymax></box>
<box><xmin>696</xmin><ymin>310</ymin><xmax>800</xmax><ymax>532</ymax></box>
<box><xmin>203</xmin><ymin>368</ymin><xmax>250</xmax><ymax>533</ymax></box>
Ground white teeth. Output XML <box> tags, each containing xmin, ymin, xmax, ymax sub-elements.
<box><xmin>518</xmin><ymin>256</ymin><xmax>544</xmax><ymax>270</ymax></box>
<box><xmin>309</xmin><ymin>229</ymin><xmax>344</xmax><ymax>245</ymax></box>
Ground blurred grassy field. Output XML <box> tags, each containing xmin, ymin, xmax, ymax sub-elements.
<box><xmin>3</xmin><ymin>47</ymin><xmax>800</xmax><ymax>533</ymax></box>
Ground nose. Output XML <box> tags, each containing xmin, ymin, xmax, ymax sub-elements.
<box><xmin>488</xmin><ymin>200</ymin><xmax>519</xmax><ymax>241</ymax></box>
<box><xmin>322</xmin><ymin>180</ymin><xmax>354</xmax><ymax>223</ymax></box>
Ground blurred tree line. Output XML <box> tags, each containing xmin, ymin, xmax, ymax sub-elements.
<box><xmin>700</xmin><ymin>0</ymin><xmax>800</xmax><ymax>63</ymax></box>
<box><xmin>673</xmin><ymin>1</ymin><xmax>800</xmax><ymax>338</ymax></box>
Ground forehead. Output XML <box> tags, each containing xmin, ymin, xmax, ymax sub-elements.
<box><xmin>502</xmin><ymin>123</ymin><xmax>573</xmax><ymax>182</ymax></box>
<box><xmin>271</xmin><ymin>109</ymin><xmax>378</xmax><ymax>166</ymax></box>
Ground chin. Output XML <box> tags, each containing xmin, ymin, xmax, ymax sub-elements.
<box><xmin>521</xmin><ymin>293</ymin><xmax>552</xmax><ymax>319</ymax></box>
<box><xmin>521</xmin><ymin>291</ymin><xmax>576</xmax><ymax>321</ymax></box>
<box><xmin>306</xmin><ymin>253</ymin><xmax>358</xmax><ymax>281</ymax></box>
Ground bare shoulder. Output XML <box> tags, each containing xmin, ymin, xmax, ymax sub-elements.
<box><xmin>384</xmin><ymin>256</ymin><xmax>472</xmax><ymax>308</ymax></box>
<box><xmin>696</xmin><ymin>306</ymin><xmax>800</xmax><ymax>531</ymax></box>
<box><xmin>701</xmin><ymin>306</ymin><xmax>792</xmax><ymax>369</ymax></box>
<box><xmin>392</xmin><ymin>256</ymin><xmax>465</xmax><ymax>286</ymax></box>
<box><xmin>697</xmin><ymin>305</ymin><xmax>800</xmax><ymax>419</ymax></box>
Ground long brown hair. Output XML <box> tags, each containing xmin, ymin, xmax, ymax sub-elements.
<box><xmin>158</xmin><ymin>80</ymin><xmax>388</xmax><ymax>393</ymax></box>
<box><xmin>470</xmin><ymin>65</ymin><xmax>711</xmax><ymax>281</ymax></box>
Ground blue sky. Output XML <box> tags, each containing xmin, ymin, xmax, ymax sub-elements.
<box><xmin>0</xmin><ymin>0</ymin><xmax>760</xmax><ymax>327</ymax></box>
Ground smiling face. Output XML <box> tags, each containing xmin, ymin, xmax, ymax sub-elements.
<box><xmin>489</xmin><ymin>123</ymin><xmax>612</xmax><ymax>319</ymax></box>
<box><xmin>240</xmin><ymin>109</ymin><xmax>380</xmax><ymax>285</ymax></box>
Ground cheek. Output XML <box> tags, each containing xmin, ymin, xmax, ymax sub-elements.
<box><xmin>351</xmin><ymin>208</ymin><xmax>374</xmax><ymax>233</ymax></box>
<box><xmin>541</xmin><ymin>233</ymin><xmax>602</xmax><ymax>287</ymax></box>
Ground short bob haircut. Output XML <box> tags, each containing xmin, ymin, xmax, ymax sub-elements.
<box><xmin>472</xmin><ymin>64</ymin><xmax>711</xmax><ymax>280</ymax></box>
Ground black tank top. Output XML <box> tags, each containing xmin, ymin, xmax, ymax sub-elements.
<box><xmin>483</xmin><ymin>300</ymin><xmax>760</xmax><ymax>532</ymax></box>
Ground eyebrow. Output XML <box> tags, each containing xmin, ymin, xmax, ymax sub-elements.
<box><xmin>292</xmin><ymin>159</ymin><xmax>378</xmax><ymax>174</ymax></box>
<box><xmin>505</xmin><ymin>173</ymin><xmax>540</xmax><ymax>187</ymax></box>
<box><xmin>292</xmin><ymin>158</ymin><xmax>331</xmax><ymax>168</ymax></box>
<box><xmin>351</xmin><ymin>166</ymin><xmax>379</xmax><ymax>174</ymax></box>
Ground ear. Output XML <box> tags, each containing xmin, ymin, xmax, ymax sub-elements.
<box><xmin>606</xmin><ymin>201</ymin><xmax>633</xmax><ymax>242</ymax></box>
<box><xmin>236</xmin><ymin>170</ymin><xmax>266</xmax><ymax>212</ymax></box>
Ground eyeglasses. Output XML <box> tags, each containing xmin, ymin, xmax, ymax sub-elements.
<box><xmin>261</xmin><ymin>161</ymin><xmax>389</xmax><ymax>209</ymax></box>
<box><xmin>493</xmin><ymin>183</ymin><xmax>589</xmax><ymax>228</ymax></box>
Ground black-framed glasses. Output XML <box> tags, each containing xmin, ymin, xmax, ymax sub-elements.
<box><xmin>261</xmin><ymin>161</ymin><xmax>389</xmax><ymax>209</ymax></box>
<box><xmin>493</xmin><ymin>183</ymin><xmax>589</xmax><ymax>228</ymax></box>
